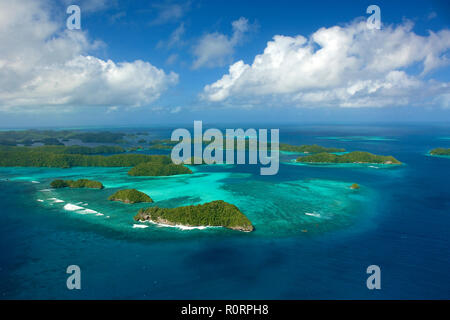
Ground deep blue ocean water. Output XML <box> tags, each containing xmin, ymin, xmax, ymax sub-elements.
<box><xmin>0</xmin><ymin>124</ymin><xmax>449</xmax><ymax>299</ymax></box>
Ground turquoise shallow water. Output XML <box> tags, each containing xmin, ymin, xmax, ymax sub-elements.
<box><xmin>283</xmin><ymin>159</ymin><xmax>404</xmax><ymax>169</ymax></box>
<box><xmin>0</xmin><ymin>124</ymin><xmax>449</xmax><ymax>299</ymax></box>
<box><xmin>426</xmin><ymin>153</ymin><xmax>450</xmax><ymax>159</ymax></box>
<box><xmin>1</xmin><ymin>165</ymin><xmax>371</xmax><ymax>238</ymax></box>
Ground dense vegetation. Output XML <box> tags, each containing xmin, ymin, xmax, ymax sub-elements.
<box><xmin>0</xmin><ymin>147</ymin><xmax>171</xmax><ymax>168</ymax></box>
<box><xmin>148</xmin><ymin>139</ymin><xmax>179</xmax><ymax>150</ymax></box>
<box><xmin>0</xmin><ymin>145</ymin><xmax>126</xmax><ymax>154</ymax></box>
<box><xmin>50</xmin><ymin>179</ymin><xmax>104</xmax><ymax>189</ymax></box>
<box><xmin>108</xmin><ymin>189</ymin><xmax>153</xmax><ymax>203</ymax></box>
<box><xmin>296</xmin><ymin>151</ymin><xmax>402</xmax><ymax>164</ymax></box>
<box><xmin>128</xmin><ymin>161</ymin><xmax>192</xmax><ymax>176</ymax></box>
<box><xmin>0</xmin><ymin>146</ymin><xmax>191</xmax><ymax>176</ymax></box>
<box><xmin>134</xmin><ymin>200</ymin><xmax>254</xmax><ymax>232</ymax></box>
<box><xmin>148</xmin><ymin>143</ymin><xmax>173</xmax><ymax>150</ymax></box>
<box><xmin>149</xmin><ymin>140</ymin><xmax>345</xmax><ymax>154</ymax></box>
<box><xmin>67</xmin><ymin>132</ymin><xmax>125</xmax><ymax>143</ymax></box>
<box><xmin>280</xmin><ymin>143</ymin><xmax>345</xmax><ymax>153</ymax></box>
<box><xmin>430</xmin><ymin>148</ymin><xmax>450</xmax><ymax>156</ymax></box>
<box><xmin>60</xmin><ymin>145</ymin><xmax>125</xmax><ymax>154</ymax></box>
<box><xmin>0</xmin><ymin>130</ymin><xmax>126</xmax><ymax>146</ymax></box>
<box><xmin>150</xmin><ymin>139</ymin><xmax>178</xmax><ymax>145</ymax></box>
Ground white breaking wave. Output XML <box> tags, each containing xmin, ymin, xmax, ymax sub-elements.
<box><xmin>305</xmin><ymin>212</ymin><xmax>321</xmax><ymax>218</ymax></box>
<box><xmin>146</xmin><ymin>220</ymin><xmax>212</xmax><ymax>230</ymax></box>
<box><xmin>31</xmin><ymin>181</ymin><xmax>40</xmax><ymax>184</ymax></box>
<box><xmin>133</xmin><ymin>224</ymin><xmax>149</xmax><ymax>229</ymax></box>
<box><xmin>37</xmin><ymin>199</ymin><xmax>44</xmax><ymax>202</ymax></box>
<box><xmin>63</xmin><ymin>203</ymin><xmax>84</xmax><ymax>211</ymax></box>
<box><xmin>44</xmin><ymin>200</ymin><xmax>105</xmax><ymax>218</ymax></box>
<box><xmin>39</xmin><ymin>189</ymin><xmax>51</xmax><ymax>192</ymax></box>
<box><xmin>77</xmin><ymin>209</ymin><xmax>98</xmax><ymax>215</ymax></box>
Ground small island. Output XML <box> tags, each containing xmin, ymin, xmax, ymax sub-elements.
<box><xmin>296</xmin><ymin>151</ymin><xmax>402</xmax><ymax>165</ymax></box>
<box><xmin>108</xmin><ymin>189</ymin><xmax>153</xmax><ymax>204</ymax></box>
<box><xmin>430</xmin><ymin>148</ymin><xmax>450</xmax><ymax>156</ymax></box>
<box><xmin>148</xmin><ymin>139</ymin><xmax>178</xmax><ymax>150</ymax></box>
<box><xmin>134</xmin><ymin>200</ymin><xmax>254</xmax><ymax>232</ymax></box>
<box><xmin>50</xmin><ymin>179</ymin><xmax>104</xmax><ymax>189</ymax></box>
<box><xmin>350</xmin><ymin>183</ymin><xmax>360</xmax><ymax>189</ymax></box>
<box><xmin>148</xmin><ymin>143</ymin><xmax>174</xmax><ymax>150</ymax></box>
<box><xmin>280</xmin><ymin>143</ymin><xmax>345</xmax><ymax>154</ymax></box>
<box><xmin>128</xmin><ymin>161</ymin><xmax>193</xmax><ymax>176</ymax></box>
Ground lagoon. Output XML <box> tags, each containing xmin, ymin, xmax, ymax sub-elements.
<box><xmin>0</xmin><ymin>124</ymin><xmax>449</xmax><ymax>299</ymax></box>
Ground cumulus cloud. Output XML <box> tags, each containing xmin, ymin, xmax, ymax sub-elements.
<box><xmin>192</xmin><ymin>17</ymin><xmax>252</xmax><ymax>69</ymax></box>
<box><xmin>202</xmin><ymin>20</ymin><xmax>450</xmax><ymax>108</ymax></box>
<box><xmin>0</xmin><ymin>0</ymin><xmax>178</xmax><ymax>112</ymax></box>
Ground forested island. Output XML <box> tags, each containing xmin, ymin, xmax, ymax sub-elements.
<box><xmin>50</xmin><ymin>179</ymin><xmax>104</xmax><ymax>189</ymax></box>
<box><xmin>0</xmin><ymin>145</ymin><xmax>125</xmax><ymax>155</ymax></box>
<box><xmin>0</xmin><ymin>148</ymin><xmax>168</xmax><ymax>168</ymax></box>
<box><xmin>134</xmin><ymin>200</ymin><xmax>254</xmax><ymax>232</ymax></box>
<box><xmin>0</xmin><ymin>146</ymin><xmax>192</xmax><ymax>176</ymax></box>
<box><xmin>127</xmin><ymin>146</ymin><xmax>144</xmax><ymax>152</ymax></box>
<box><xmin>128</xmin><ymin>161</ymin><xmax>192</xmax><ymax>176</ymax></box>
<box><xmin>280</xmin><ymin>143</ymin><xmax>345</xmax><ymax>153</ymax></box>
<box><xmin>430</xmin><ymin>148</ymin><xmax>450</xmax><ymax>156</ymax></box>
<box><xmin>148</xmin><ymin>143</ymin><xmax>173</xmax><ymax>150</ymax></box>
<box><xmin>108</xmin><ymin>189</ymin><xmax>153</xmax><ymax>203</ymax></box>
<box><xmin>0</xmin><ymin>130</ymin><xmax>126</xmax><ymax>146</ymax></box>
<box><xmin>148</xmin><ymin>139</ymin><xmax>178</xmax><ymax>150</ymax></box>
<box><xmin>148</xmin><ymin>140</ymin><xmax>347</xmax><ymax>154</ymax></box>
<box><xmin>296</xmin><ymin>151</ymin><xmax>402</xmax><ymax>164</ymax></box>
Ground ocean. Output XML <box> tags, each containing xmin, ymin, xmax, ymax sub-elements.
<box><xmin>0</xmin><ymin>123</ymin><xmax>449</xmax><ymax>299</ymax></box>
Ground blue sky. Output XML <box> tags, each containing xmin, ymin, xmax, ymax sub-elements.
<box><xmin>0</xmin><ymin>0</ymin><xmax>449</xmax><ymax>127</ymax></box>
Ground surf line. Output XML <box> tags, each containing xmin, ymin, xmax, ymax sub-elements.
<box><xmin>170</xmin><ymin>120</ymin><xmax>279</xmax><ymax>175</ymax></box>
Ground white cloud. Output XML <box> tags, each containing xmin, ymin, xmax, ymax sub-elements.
<box><xmin>157</xmin><ymin>23</ymin><xmax>186</xmax><ymax>49</ymax></box>
<box><xmin>192</xmin><ymin>17</ymin><xmax>252</xmax><ymax>69</ymax></box>
<box><xmin>106</xmin><ymin>106</ymin><xmax>118</xmax><ymax>113</ymax></box>
<box><xmin>166</xmin><ymin>53</ymin><xmax>179</xmax><ymax>65</ymax></box>
<box><xmin>202</xmin><ymin>20</ymin><xmax>450</xmax><ymax>108</ymax></box>
<box><xmin>170</xmin><ymin>106</ymin><xmax>182</xmax><ymax>113</ymax></box>
<box><xmin>150</xmin><ymin>1</ymin><xmax>190</xmax><ymax>26</ymax></box>
<box><xmin>427</xmin><ymin>12</ymin><xmax>437</xmax><ymax>20</ymax></box>
<box><xmin>62</xmin><ymin>0</ymin><xmax>115</xmax><ymax>13</ymax></box>
<box><xmin>168</xmin><ymin>23</ymin><xmax>186</xmax><ymax>47</ymax></box>
<box><xmin>0</xmin><ymin>0</ymin><xmax>178</xmax><ymax>112</ymax></box>
<box><xmin>110</xmin><ymin>11</ymin><xmax>126</xmax><ymax>23</ymax></box>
